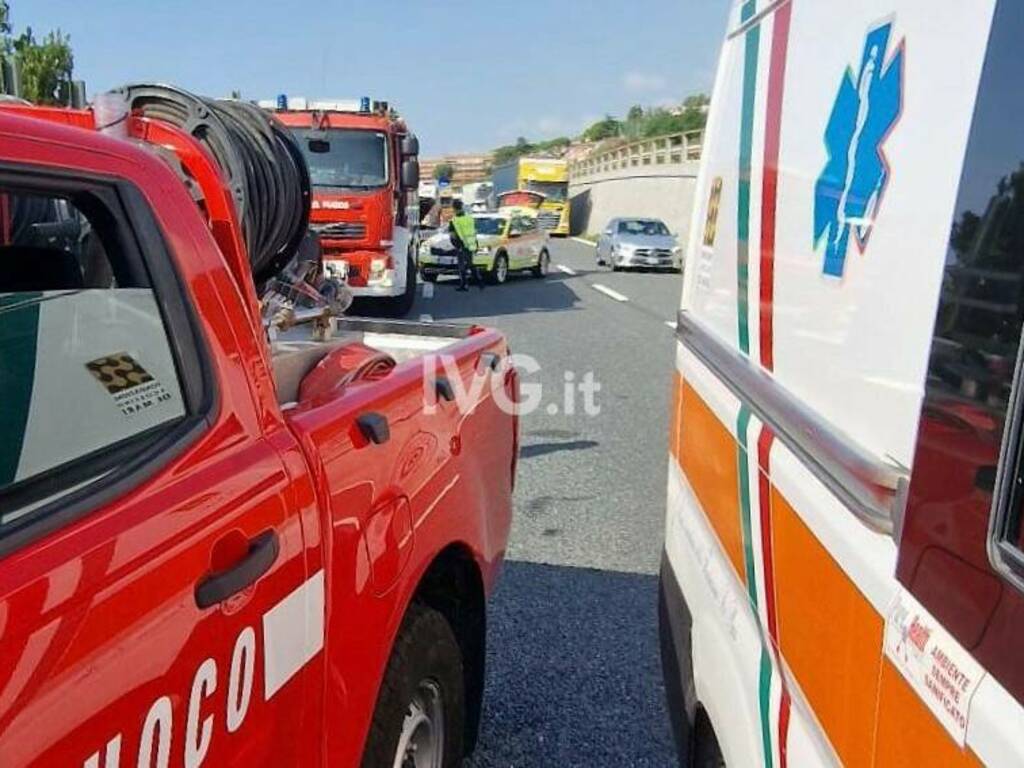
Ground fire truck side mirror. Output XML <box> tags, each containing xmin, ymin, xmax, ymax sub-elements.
<box><xmin>402</xmin><ymin>159</ymin><xmax>420</xmax><ymax>189</ymax></box>
<box><xmin>401</xmin><ymin>134</ymin><xmax>420</xmax><ymax>157</ymax></box>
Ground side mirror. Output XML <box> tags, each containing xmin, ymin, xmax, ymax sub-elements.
<box><xmin>401</xmin><ymin>134</ymin><xmax>420</xmax><ymax>157</ymax></box>
<box><xmin>401</xmin><ymin>158</ymin><xmax>420</xmax><ymax>189</ymax></box>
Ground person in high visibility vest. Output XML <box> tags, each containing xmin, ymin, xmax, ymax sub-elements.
<box><xmin>449</xmin><ymin>199</ymin><xmax>484</xmax><ymax>291</ymax></box>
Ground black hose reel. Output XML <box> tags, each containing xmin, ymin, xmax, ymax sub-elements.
<box><xmin>111</xmin><ymin>83</ymin><xmax>311</xmax><ymax>287</ymax></box>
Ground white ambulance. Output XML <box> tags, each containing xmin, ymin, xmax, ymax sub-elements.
<box><xmin>661</xmin><ymin>0</ymin><xmax>1024</xmax><ymax>765</ymax></box>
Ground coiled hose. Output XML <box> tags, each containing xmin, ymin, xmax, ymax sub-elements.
<box><xmin>112</xmin><ymin>84</ymin><xmax>311</xmax><ymax>286</ymax></box>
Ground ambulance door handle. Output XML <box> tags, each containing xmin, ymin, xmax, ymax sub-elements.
<box><xmin>195</xmin><ymin>530</ymin><xmax>280</xmax><ymax>609</ymax></box>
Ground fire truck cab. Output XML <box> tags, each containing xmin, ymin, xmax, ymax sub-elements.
<box><xmin>269</xmin><ymin>97</ymin><xmax>421</xmax><ymax>316</ymax></box>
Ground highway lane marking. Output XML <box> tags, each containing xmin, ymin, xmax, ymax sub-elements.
<box><xmin>556</xmin><ymin>264</ymin><xmax>577</xmax><ymax>275</ymax></box>
<box><xmin>665</xmin><ymin>320</ymin><xmax>677</xmax><ymax>329</ymax></box>
<box><xmin>422</xmin><ymin>282</ymin><xmax>435</xmax><ymax>299</ymax></box>
<box><xmin>571</xmin><ymin>237</ymin><xmax>596</xmax><ymax>247</ymax></box>
<box><xmin>592</xmin><ymin>284</ymin><xmax>629</xmax><ymax>303</ymax></box>
<box><xmin>420</xmin><ymin>313</ymin><xmax>434</xmax><ymax>322</ymax></box>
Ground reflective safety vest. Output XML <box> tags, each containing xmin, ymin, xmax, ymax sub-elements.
<box><xmin>451</xmin><ymin>213</ymin><xmax>478</xmax><ymax>253</ymax></box>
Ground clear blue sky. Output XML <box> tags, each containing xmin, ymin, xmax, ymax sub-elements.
<box><xmin>23</xmin><ymin>0</ymin><xmax>731</xmax><ymax>156</ymax></box>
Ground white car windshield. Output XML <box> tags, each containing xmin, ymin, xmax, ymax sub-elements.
<box><xmin>473</xmin><ymin>217</ymin><xmax>507</xmax><ymax>236</ymax></box>
<box><xmin>618</xmin><ymin>220</ymin><xmax>669</xmax><ymax>236</ymax></box>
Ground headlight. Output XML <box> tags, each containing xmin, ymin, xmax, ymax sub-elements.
<box><xmin>672</xmin><ymin>246</ymin><xmax>682</xmax><ymax>255</ymax></box>
<box><xmin>477</xmin><ymin>246</ymin><xmax>491</xmax><ymax>255</ymax></box>
<box><xmin>370</xmin><ymin>258</ymin><xmax>386</xmax><ymax>275</ymax></box>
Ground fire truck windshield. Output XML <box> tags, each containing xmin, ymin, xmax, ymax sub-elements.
<box><xmin>291</xmin><ymin>128</ymin><xmax>388</xmax><ymax>189</ymax></box>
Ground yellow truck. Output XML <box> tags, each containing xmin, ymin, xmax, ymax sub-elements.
<box><xmin>491</xmin><ymin>156</ymin><xmax>569</xmax><ymax>235</ymax></box>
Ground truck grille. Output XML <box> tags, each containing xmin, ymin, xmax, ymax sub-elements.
<box><xmin>310</xmin><ymin>221</ymin><xmax>367</xmax><ymax>240</ymax></box>
<box><xmin>538</xmin><ymin>211</ymin><xmax>561</xmax><ymax>230</ymax></box>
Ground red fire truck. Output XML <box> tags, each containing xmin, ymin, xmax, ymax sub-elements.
<box><xmin>0</xmin><ymin>88</ymin><xmax>516</xmax><ymax>767</ymax></box>
<box><xmin>268</xmin><ymin>97</ymin><xmax>421</xmax><ymax>316</ymax></box>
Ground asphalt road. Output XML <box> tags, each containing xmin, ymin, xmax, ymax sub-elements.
<box><xmin>411</xmin><ymin>238</ymin><xmax>682</xmax><ymax>767</ymax></box>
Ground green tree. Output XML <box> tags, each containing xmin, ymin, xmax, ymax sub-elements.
<box><xmin>492</xmin><ymin>144</ymin><xmax>523</xmax><ymax>165</ymax></box>
<box><xmin>1</xmin><ymin>2</ymin><xmax>74</xmax><ymax>104</ymax></box>
<box><xmin>640</xmin><ymin>108</ymin><xmax>686</xmax><ymax>138</ymax></box>
<box><xmin>581</xmin><ymin>115</ymin><xmax>620</xmax><ymax>142</ymax></box>
<box><xmin>534</xmin><ymin>136</ymin><xmax>570</xmax><ymax>155</ymax></box>
<box><xmin>679</xmin><ymin>93</ymin><xmax>710</xmax><ymax>133</ymax></box>
<box><xmin>682</xmin><ymin>93</ymin><xmax>710</xmax><ymax>110</ymax></box>
<box><xmin>433</xmin><ymin>161</ymin><xmax>455</xmax><ymax>182</ymax></box>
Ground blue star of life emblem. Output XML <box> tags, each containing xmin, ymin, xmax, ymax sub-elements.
<box><xmin>814</xmin><ymin>22</ymin><xmax>904</xmax><ymax>277</ymax></box>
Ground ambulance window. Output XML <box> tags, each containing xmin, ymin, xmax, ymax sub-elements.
<box><xmin>0</xmin><ymin>184</ymin><xmax>188</xmax><ymax>535</ymax></box>
<box><xmin>895</xmin><ymin>0</ymin><xmax>1024</xmax><ymax>698</ymax></box>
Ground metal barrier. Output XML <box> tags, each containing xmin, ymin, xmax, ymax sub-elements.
<box><xmin>569</xmin><ymin>130</ymin><xmax>703</xmax><ymax>179</ymax></box>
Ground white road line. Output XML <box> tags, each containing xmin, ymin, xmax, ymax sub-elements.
<box><xmin>571</xmin><ymin>237</ymin><xmax>596</xmax><ymax>247</ymax></box>
<box><xmin>420</xmin><ymin>313</ymin><xmax>434</xmax><ymax>322</ymax></box>
<box><xmin>664</xmin><ymin>320</ymin><xmax>677</xmax><ymax>330</ymax></box>
<box><xmin>422</xmin><ymin>282</ymin><xmax>435</xmax><ymax>299</ymax></box>
<box><xmin>592</xmin><ymin>284</ymin><xmax>629</xmax><ymax>303</ymax></box>
<box><xmin>556</xmin><ymin>264</ymin><xmax>577</xmax><ymax>275</ymax></box>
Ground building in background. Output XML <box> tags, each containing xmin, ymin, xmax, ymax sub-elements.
<box><xmin>419</xmin><ymin>152</ymin><xmax>492</xmax><ymax>185</ymax></box>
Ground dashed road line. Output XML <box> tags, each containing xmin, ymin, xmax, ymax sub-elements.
<box><xmin>664</xmin><ymin>320</ymin><xmax>677</xmax><ymax>330</ymax></box>
<box><xmin>571</xmin><ymin>237</ymin><xmax>596</xmax><ymax>247</ymax></box>
<box><xmin>422</xmin><ymin>282</ymin><xmax>435</xmax><ymax>299</ymax></box>
<box><xmin>420</xmin><ymin>313</ymin><xmax>434</xmax><ymax>322</ymax></box>
<box><xmin>592</xmin><ymin>284</ymin><xmax>629</xmax><ymax>303</ymax></box>
<box><xmin>556</xmin><ymin>264</ymin><xmax>577</xmax><ymax>275</ymax></box>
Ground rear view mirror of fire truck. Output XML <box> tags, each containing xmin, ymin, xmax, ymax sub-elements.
<box><xmin>401</xmin><ymin>159</ymin><xmax>419</xmax><ymax>189</ymax></box>
<box><xmin>400</xmin><ymin>134</ymin><xmax>419</xmax><ymax>157</ymax></box>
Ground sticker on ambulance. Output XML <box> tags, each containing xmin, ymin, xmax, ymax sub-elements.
<box><xmin>702</xmin><ymin>176</ymin><xmax>723</xmax><ymax>248</ymax></box>
<box><xmin>884</xmin><ymin>588</ymin><xmax>986</xmax><ymax>746</ymax></box>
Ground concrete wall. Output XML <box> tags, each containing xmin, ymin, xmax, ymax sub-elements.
<box><xmin>568</xmin><ymin>162</ymin><xmax>699</xmax><ymax>240</ymax></box>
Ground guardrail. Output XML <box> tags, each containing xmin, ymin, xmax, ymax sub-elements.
<box><xmin>570</xmin><ymin>130</ymin><xmax>703</xmax><ymax>179</ymax></box>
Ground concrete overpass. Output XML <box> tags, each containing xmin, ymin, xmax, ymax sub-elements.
<box><xmin>568</xmin><ymin>132</ymin><xmax>702</xmax><ymax>241</ymax></box>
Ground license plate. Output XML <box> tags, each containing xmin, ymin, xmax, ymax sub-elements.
<box><xmin>325</xmin><ymin>260</ymin><xmax>349</xmax><ymax>280</ymax></box>
<box><xmin>438</xmin><ymin>256</ymin><xmax>456</xmax><ymax>266</ymax></box>
<box><xmin>645</xmin><ymin>257</ymin><xmax>660</xmax><ymax>265</ymax></box>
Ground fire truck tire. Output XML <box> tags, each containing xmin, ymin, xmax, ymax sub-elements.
<box><xmin>387</xmin><ymin>255</ymin><xmax>418</xmax><ymax>316</ymax></box>
<box><xmin>361</xmin><ymin>603</ymin><xmax>465</xmax><ymax>768</ymax></box>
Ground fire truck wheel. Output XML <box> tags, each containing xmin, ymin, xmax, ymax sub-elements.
<box><xmin>388</xmin><ymin>255</ymin><xmax>418</xmax><ymax>316</ymax></box>
<box><xmin>361</xmin><ymin>603</ymin><xmax>465</xmax><ymax>768</ymax></box>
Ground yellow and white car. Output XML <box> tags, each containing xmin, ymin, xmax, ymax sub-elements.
<box><xmin>418</xmin><ymin>212</ymin><xmax>551</xmax><ymax>285</ymax></box>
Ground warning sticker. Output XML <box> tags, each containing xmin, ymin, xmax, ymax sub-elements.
<box><xmin>884</xmin><ymin>588</ymin><xmax>986</xmax><ymax>746</ymax></box>
<box><xmin>86</xmin><ymin>352</ymin><xmax>174</xmax><ymax>417</ymax></box>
